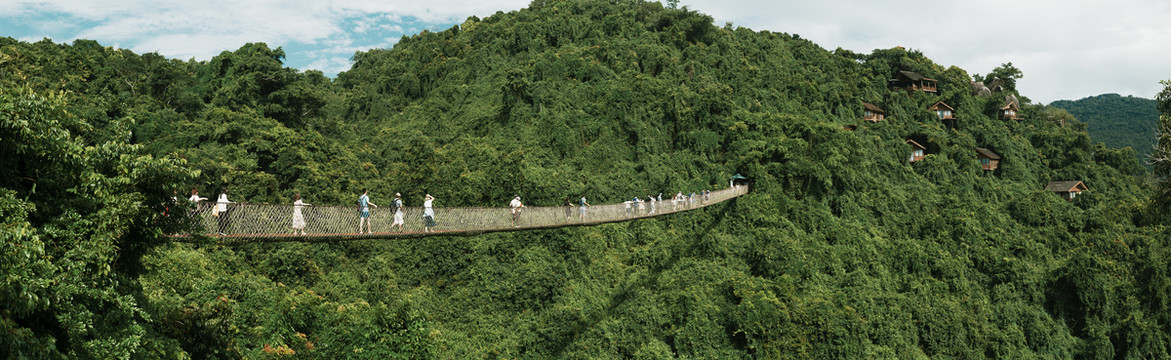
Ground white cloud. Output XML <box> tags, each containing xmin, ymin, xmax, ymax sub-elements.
<box><xmin>18</xmin><ymin>35</ymin><xmax>48</xmax><ymax>43</ymax></box>
<box><xmin>681</xmin><ymin>0</ymin><xmax>1171</xmax><ymax>102</ymax></box>
<box><xmin>4</xmin><ymin>0</ymin><xmax>1169</xmax><ymax>101</ymax></box>
<box><xmin>380</xmin><ymin>23</ymin><xmax>405</xmax><ymax>33</ymax></box>
<box><xmin>304</xmin><ymin>56</ymin><xmax>354</xmax><ymax>76</ymax></box>
<box><xmin>329</xmin><ymin>0</ymin><xmax>529</xmax><ymax>23</ymax></box>
<box><xmin>2</xmin><ymin>0</ymin><xmax>526</xmax><ymax>63</ymax></box>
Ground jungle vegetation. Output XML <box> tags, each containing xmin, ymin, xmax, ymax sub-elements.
<box><xmin>2</xmin><ymin>0</ymin><xmax>1170</xmax><ymax>358</ymax></box>
<box><xmin>1049</xmin><ymin>93</ymin><xmax>1158</xmax><ymax>160</ymax></box>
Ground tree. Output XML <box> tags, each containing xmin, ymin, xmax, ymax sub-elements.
<box><xmin>0</xmin><ymin>86</ymin><xmax>196</xmax><ymax>358</ymax></box>
<box><xmin>975</xmin><ymin>62</ymin><xmax>1023</xmax><ymax>92</ymax></box>
<box><xmin>1152</xmin><ymin>80</ymin><xmax>1171</xmax><ymax>206</ymax></box>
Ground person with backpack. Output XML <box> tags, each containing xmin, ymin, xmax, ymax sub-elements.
<box><xmin>578</xmin><ymin>196</ymin><xmax>590</xmax><ymax>221</ymax></box>
<box><xmin>358</xmin><ymin>188</ymin><xmax>378</xmax><ymax>234</ymax></box>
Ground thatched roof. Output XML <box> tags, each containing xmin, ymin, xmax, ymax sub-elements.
<box><xmin>975</xmin><ymin>148</ymin><xmax>1001</xmax><ymax>159</ymax></box>
<box><xmin>898</xmin><ymin>70</ymin><xmax>930</xmax><ymax>81</ymax></box>
<box><xmin>1045</xmin><ymin>180</ymin><xmax>1087</xmax><ymax>192</ymax></box>
<box><xmin>906</xmin><ymin>139</ymin><xmax>927</xmax><ymax>150</ymax></box>
<box><xmin>1002</xmin><ymin>94</ymin><xmax>1020</xmax><ymax>109</ymax></box>
<box><xmin>929</xmin><ymin>101</ymin><xmax>954</xmax><ymax>111</ymax></box>
<box><xmin>863</xmin><ymin>102</ymin><xmax>885</xmax><ymax>113</ymax></box>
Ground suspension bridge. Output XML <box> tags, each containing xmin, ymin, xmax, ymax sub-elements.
<box><xmin>176</xmin><ymin>186</ymin><xmax>748</xmax><ymax>242</ymax></box>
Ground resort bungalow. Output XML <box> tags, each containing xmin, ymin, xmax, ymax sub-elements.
<box><xmin>1045</xmin><ymin>180</ymin><xmax>1087</xmax><ymax>201</ymax></box>
<box><xmin>975</xmin><ymin>148</ymin><xmax>1001</xmax><ymax>170</ymax></box>
<box><xmin>907</xmin><ymin>139</ymin><xmax>927</xmax><ymax>163</ymax></box>
<box><xmin>889</xmin><ymin>70</ymin><xmax>938</xmax><ymax>93</ymax></box>
<box><xmin>863</xmin><ymin>102</ymin><xmax>886</xmax><ymax>122</ymax></box>
<box><xmin>929</xmin><ymin>101</ymin><xmax>956</xmax><ymax>121</ymax></box>
<box><xmin>999</xmin><ymin>100</ymin><xmax>1020</xmax><ymax>120</ymax></box>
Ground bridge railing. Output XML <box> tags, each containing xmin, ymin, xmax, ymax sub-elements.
<box><xmin>180</xmin><ymin>185</ymin><xmax>748</xmax><ymax>239</ymax></box>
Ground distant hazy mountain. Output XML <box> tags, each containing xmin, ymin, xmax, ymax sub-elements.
<box><xmin>1050</xmin><ymin>93</ymin><xmax>1158</xmax><ymax>158</ymax></box>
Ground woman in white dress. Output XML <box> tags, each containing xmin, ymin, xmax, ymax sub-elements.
<box><xmin>216</xmin><ymin>189</ymin><xmax>235</xmax><ymax>236</ymax></box>
<box><xmin>292</xmin><ymin>193</ymin><xmax>310</xmax><ymax>235</ymax></box>
<box><xmin>423</xmin><ymin>194</ymin><xmax>436</xmax><ymax>232</ymax></box>
<box><xmin>391</xmin><ymin>193</ymin><xmax>405</xmax><ymax>232</ymax></box>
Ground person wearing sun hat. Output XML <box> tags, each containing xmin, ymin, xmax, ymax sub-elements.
<box><xmin>510</xmin><ymin>195</ymin><xmax>524</xmax><ymax>227</ymax></box>
<box><xmin>391</xmin><ymin>192</ymin><xmax>404</xmax><ymax>231</ymax></box>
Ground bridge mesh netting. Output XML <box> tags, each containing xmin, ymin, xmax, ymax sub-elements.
<box><xmin>177</xmin><ymin>186</ymin><xmax>748</xmax><ymax>241</ymax></box>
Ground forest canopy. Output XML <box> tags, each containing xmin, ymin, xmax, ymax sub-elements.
<box><xmin>1</xmin><ymin>0</ymin><xmax>1168</xmax><ymax>358</ymax></box>
<box><xmin>1049</xmin><ymin>93</ymin><xmax>1159</xmax><ymax>160</ymax></box>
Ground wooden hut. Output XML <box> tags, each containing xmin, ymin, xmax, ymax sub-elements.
<box><xmin>907</xmin><ymin>139</ymin><xmax>927</xmax><ymax>163</ymax></box>
<box><xmin>889</xmin><ymin>70</ymin><xmax>938</xmax><ymax>93</ymax></box>
<box><xmin>975</xmin><ymin>148</ymin><xmax>1001</xmax><ymax>170</ymax></box>
<box><xmin>863</xmin><ymin>102</ymin><xmax>885</xmax><ymax>122</ymax></box>
<box><xmin>999</xmin><ymin>96</ymin><xmax>1021</xmax><ymax>120</ymax></box>
<box><xmin>1045</xmin><ymin>180</ymin><xmax>1087</xmax><ymax>201</ymax></box>
<box><xmin>929</xmin><ymin>101</ymin><xmax>956</xmax><ymax>121</ymax></box>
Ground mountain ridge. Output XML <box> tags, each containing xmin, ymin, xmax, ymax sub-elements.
<box><xmin>1049</xmin><ymin>93</ymin><xmax>1158</xmax><ymax>160</ymax></box>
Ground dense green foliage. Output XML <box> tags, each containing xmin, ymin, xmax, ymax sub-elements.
<box><xmin>1050</xmin><ymin>93</ymin><xmax>1159</xmax><ymax>159</ymax></box>
<box><xmin>1153</xmin><ymin>81</ymin><xmax>1171</xmax><ymax>209</ymax></box>
<box><xmin>2</xmin><ymin>0</ymin><xmax>1169</xmax><ymax>358</ymax></box>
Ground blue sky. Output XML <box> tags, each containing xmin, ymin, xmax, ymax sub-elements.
<box><xmin>0</xmin><ymin>0</ymin><xmax>529</xmax><ymax>76</ymax></box>
<box><xmin>3</xmin><ymin>0</ymin><xmax>1170</xmax><ymax>104</ymax></box>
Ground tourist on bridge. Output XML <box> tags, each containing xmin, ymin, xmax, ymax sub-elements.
<box><xmin>188</xmin><ymin>187</ymin><xmax>208</xmax><ymax>214</ymax></box>
<box><xmin>215</xmin><ymin>189</ymin><xmax>235</xmax><ymax>236</ymax></box>
<box><xmin>647</xmin><ymin>194</ymin><xmax>656</xmax><ymax>214</ymax></box>
<box><xmin>578</xmin><ymin>196</ymin><xmax>590</xmax><ymax>221</ymax></box>
<box><xmin>391</xmin><ymin>193</ymin><xmax>405</xmax><ymax>232</ymax></box>
<box><xmin>564</xmin><ymin>197</ymin><xmax>574</xmax><ymax>222</ymax></box>
<box><xmin>358</xmin><ymin>188</ymin><xmax>378</xmax><ymax>234</ymax></box>
<box><xmin>423</xmin><ymin>193</ymin><xmax>436</xmax><ymax>232</ymax></box>
<box><xmin>624</xmin><ymin>199</ymin><xmax>633</xmax><ymax>216</ymax></box>
<box><xmin>673</xmin><ymin>192</ymin><xmax>684</xmax><ymax>211</ymax></box>
<box><xmin>510</xmin><ymin>196</ymin><xmax>525</xmax><ymax>227</ymax></box>
<box><xmin>292</xmin><ymin>193</ymin><xmax>311</xmax><ymax>235</ymax></box>
<box><xmin>188</xmin><ymin>187</ymin><xmax>207</xmax><ymax>203</ymax></box>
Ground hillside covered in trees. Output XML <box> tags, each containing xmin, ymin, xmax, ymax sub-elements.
<box><xmin>1049</xmin><ymin>93</ymin><xmax>1159</xmax><ymax>160</ymax></box>
<box><xmin>3</xmin><ymin>0</ymin><xmax>1170</xmax><ymax>358</ymax></box>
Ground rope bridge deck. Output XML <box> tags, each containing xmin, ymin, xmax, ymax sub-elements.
<box><xmin>175</xmin><ymin>186</ymin><xmax>748</xmax><ymax>242</ymax></box>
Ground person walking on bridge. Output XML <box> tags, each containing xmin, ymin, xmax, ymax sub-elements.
<box><xmin>215</xmin><ymin>189</ymin><xmax>235</xmax><ymax>236</ymax></box>
<box><xmin>510</xmin><ymin>196</ymin><xmax>525</xmax><ymax>227</ymax></box>
<box><xmin>358</xmin><ymin>189</ymin><xmax>378</xmax><ymax>234</ymax></box>
<box><xmin>391</xmin><ymin>193</ymin><xmax>405</xmax><ymax>232</ymax></box>
<box><xmin>423</xmin><ymin>193</ymin><xmax>436</xmax><ymax>232</ymax></box>
<box><xmin>564</xmin><ymin>197</ymin><xmax>574</xmax><ymax>222</ymax></box>
<box><xmin>188</xmin><ymin>187</ymin><xmax>207</xmax><ymax>213</ymax></box>
<box><xmin>292</xmin><ymin>193</ymin><xmax>311</xmax><ymax>235</ymax></box>
<box><xmin>578</xmin><ymin>196</ymin><xmax>590</xmax><ymax>221</ymax></box>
